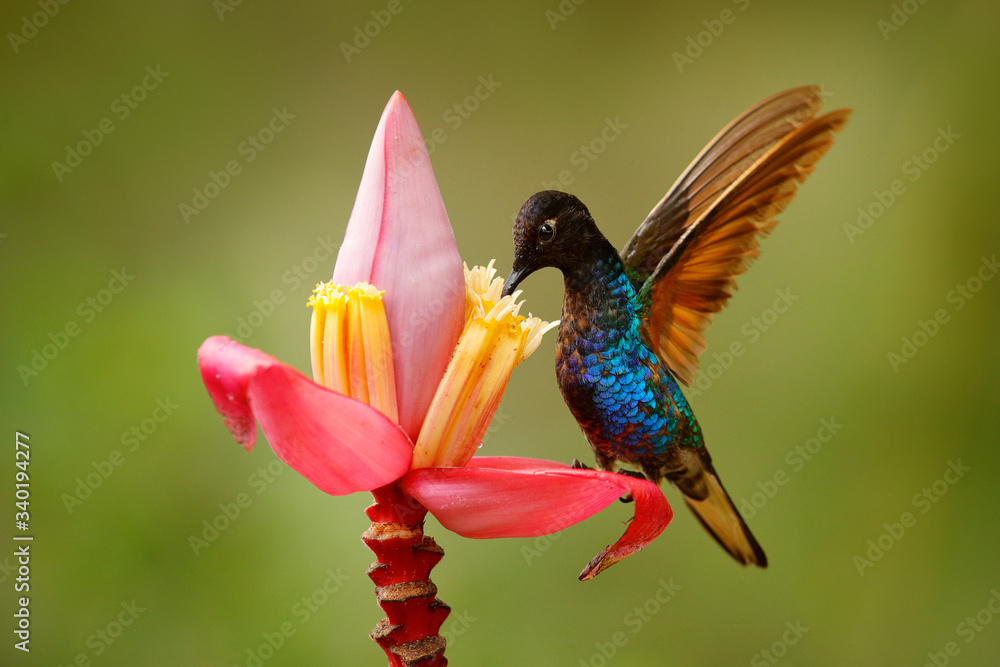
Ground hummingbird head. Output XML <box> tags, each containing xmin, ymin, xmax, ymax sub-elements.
<box><xmin>502</xmin><ymin>190</ymin><xmax>604</xmax><ymax>297</ymax></box>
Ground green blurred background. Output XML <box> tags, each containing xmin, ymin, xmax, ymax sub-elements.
<box><xmin>2</xmin><ymin>0</ymin><xmax>999</xmax><ymax>664</ymax></box>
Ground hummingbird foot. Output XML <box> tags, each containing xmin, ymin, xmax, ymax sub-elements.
<box><xmin>569</xmin><ymin>458</ymin><xmax>635</xmax><ymax>502</ymax></box>
<box><xmin>613</xmin><ymin>470</ymin><xmax>646</xmax><ymax>503</ymax></box>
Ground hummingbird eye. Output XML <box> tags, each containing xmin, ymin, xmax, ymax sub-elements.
<box><xmin>538</xmin><ymin>220</ymin><xmax>556</xmax><ymax>243</ymax></box>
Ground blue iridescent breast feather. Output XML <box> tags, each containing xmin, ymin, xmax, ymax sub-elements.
<box><xmin>556</xmin><ymin>255</ymin><xmax>703</xmax><ymax>464</ymax></box>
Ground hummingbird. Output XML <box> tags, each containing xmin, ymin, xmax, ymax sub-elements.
<box><xmin>501</xmin><ymin>86</ymin><xmax>850</xmax><ymax>567</ymax></box>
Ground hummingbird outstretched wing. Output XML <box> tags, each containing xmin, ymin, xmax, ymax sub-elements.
<box><xmin>621</xmin><ymin>86</ymin><xmax>850</xmax><ymax>385</ymax></box>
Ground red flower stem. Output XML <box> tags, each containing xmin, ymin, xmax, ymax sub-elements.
<box><xmin>363</xmin><ymin>482</ymin><xmax>450</xmax><ymax>666</ymax></box>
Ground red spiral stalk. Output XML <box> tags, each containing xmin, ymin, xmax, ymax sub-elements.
<box><xmin>363</xmin><ymin>483</ymin><xmax>451</xmax><ymax>666</ymax></box>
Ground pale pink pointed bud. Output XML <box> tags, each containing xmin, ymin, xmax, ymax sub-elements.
<box><xmin>333</xmin><ymin>91</ymin><xmax>465</xmax><ymax>441</ymax></box>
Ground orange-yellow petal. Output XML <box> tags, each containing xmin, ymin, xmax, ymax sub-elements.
<box><xmin>410</xmin><ymin>262</ymin><xmax>555</xmax><ymax>468</ymax></box>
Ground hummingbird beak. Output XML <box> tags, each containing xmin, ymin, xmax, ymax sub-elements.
<box><xmin>502</xmin><ymin>261</ymin><xmax>533</xmax><ymax>297</ymax></box>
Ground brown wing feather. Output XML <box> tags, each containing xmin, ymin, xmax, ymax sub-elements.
<box><xmin>621</xmin><ymin>86</ymin><xmax>827</xmax><ymax>286</ymax></box>
<box><xmin>641</xmin><ymin>108</ymin><xmax>851</xmax><ymax>385</ymax></box>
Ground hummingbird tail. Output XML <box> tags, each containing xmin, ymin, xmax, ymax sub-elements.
<box><xmin>681</xmin><ymin>470</ymin><xmax>768</xmax><ymax>568</ymax></box>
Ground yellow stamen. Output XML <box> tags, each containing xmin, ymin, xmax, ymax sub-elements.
<box><xmin>323</xmin><ymin>296</ymin><xmax>350</xmax><ymax>396</ymax></box>
<box><xmin>357</xmin><ymin>285</ymin><xmax>397</xmax><ymax>419</ymax></box>
<box><xmin>308</xmin><ymin>281</ymin><xmax>399</xmax><ymax>422</ymax></box>
<box><xmin>345</xmin><ymin>295</ymin><xmax>369</xmax><ymax>404</ymax></box>
<box><xmin>411</xmin><ymin>261</ymin><xmax>556</xmax><ymax>468</ymax></box>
